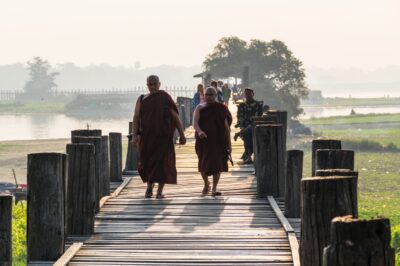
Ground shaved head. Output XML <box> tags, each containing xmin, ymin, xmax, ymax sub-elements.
<box><xmin>147</xmin><ymin>75</ymin><xmax>160</xmax><ymax>83</ymax></box>
<box><xmin>204</xmin><ymin>87</ymin><xmax>217</xmax><ymax>103</ymax></box>
<box><xmin>146</xmin><ymin>74</ymin><xmax>161</xmax><ymax>93</ymax></box>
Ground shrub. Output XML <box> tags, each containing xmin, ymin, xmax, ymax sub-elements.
<box><xmin>12</xmin><ymin>202</ymin><xmax>27</xmax><ymax>265</ymax></box>
<box><xmin>393</xmin><ymin>226</ymin><xmax>400</xmax><ymax>265</ymax></box>
<box><xmin>343</xmin><ymin>139</ymin><xmax>400</xmax><ymax>152</ymax></box>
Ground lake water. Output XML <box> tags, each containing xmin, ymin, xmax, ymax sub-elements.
<box><xmin>1</xmin><ymin>105</ymin><xmax>400</xmax><ymax>141</ymax></box>
<box><xmin>0</xmin><ymin>113</ymin><xmax>133</xmax><ymax>141</ymax></box>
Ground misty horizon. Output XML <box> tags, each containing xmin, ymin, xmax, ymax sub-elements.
<box><xmin>1</xmin><ymin>61</ymin><xmax>400</xmax><ymax>97</ymax></box>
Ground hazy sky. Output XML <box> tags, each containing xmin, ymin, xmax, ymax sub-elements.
<box><xmin>1</xmin><ymin>0</ymin><xmax>399</xmax><ymax>69</ymax></box>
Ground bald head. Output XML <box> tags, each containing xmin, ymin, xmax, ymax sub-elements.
<box><xmin>146</xmin><ymin>75</ymin><xmax>161</xmax><ymax>93</ymax></box>
<box><xmin>147</xmin><ymin>75</ymin><xmax>160</xmax><ymax>83</ymax></box>
<box><xmin>204</xmin><ymin>87</ymin><xmax>217</xmax><ymax>103</ymax></box>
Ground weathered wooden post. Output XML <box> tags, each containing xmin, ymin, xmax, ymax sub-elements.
<box><xmin>72</xmin><ymin>136</ymin><xmax>102</xmax><ymax>212</ymax></box>
<box><xmin>323</xmin><ymin>216</ymin><xmax>395</xmax><ymax>266</ymax></box>
<box><xmin>109</xmin><ymin>132</ymin><xmax>123</xmax><ymax>182</ymax></box>
<box><xmin>267</xmin><ymin>110</ymin><xmax>288</xmax><ymax>186</ymax></box>
<box><xmin>0</xmin><ymin>195</ymin><xmax>12</xmax><ymax>266</ymax></box>
<box><xmin>100</xmin><ymin>135</ymin><xmax>110</xmax><ymax>197</ymax></box>
<box><xmin>284</xmin><ymin>150</ymin><xmax>303</xmax><ymax>218</ymax></box>
<box><xmin>266</xmin><ymin>110</ymin><xmax>287</xmax><ymax>149</ymax></box>
<box><xmin>300</xmin><ymin>175</ymin><xmax>358</xmax><ymax>266</ymax></box>
<box><xmin>251</xmin><ymin>116</ymin><xmax>278</xmax><ymax>169</ymax></box>
<box><xmin>177</xmin><ymin>97</ymin><xmax>192</xmax><ymax>127</ymax></box>
<box><xmin>254</xmin><ymin>124</ymin><xmax>285</xmax><ymax>197</ymax></box>
<box><xmin>311</xmin><ymin>139</ymin><xmax>341</xmax><ymax>176</ymax></box>
<box><xmin>27</xmin><ymin>153</ymin><xmax>67</xmax><ymax>262</ymax></box>
<box><xmin>316</xmin><ymin>149</ymin><xmax>354</xmax><ymax>172</ymax></box>
<box><xmin>66</xmin><ymin>144</ymin><xmax>96</xmax><ymax>236</ymax></box>
<box><xmin>123</xmin><ymin>122</ymin><xmax>139</xmax><ymax>175</ymax></box>
<box><xmin>71</xmin><ymin>129</ymin><xmax>102</xmax><ymax>142</ymax></box>
<box><xmin>316</xmin><ymin>169</ymin><xmax>358</xmax><ymax>177</ymax></box>
<box><xmin>179</xmin><ymin>104</ymin><xmax>186</xmax><ymax>129</ymax></box>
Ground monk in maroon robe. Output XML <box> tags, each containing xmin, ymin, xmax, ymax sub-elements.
<box><xmin>132</xmin><ymin>75</ymin><xmax>186</xmax><ymax>198</ymax></box>
<box><xmin>193</xmin><ymin>87</ymin><xmax>232</xmax><ymax>196</ymax></box>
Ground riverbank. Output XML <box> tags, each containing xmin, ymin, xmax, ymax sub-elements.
<box><xmin>0</xmin><ymin>102</ymin><xmax>65</xmax><ymax>113</ymax></box>
<box><xmin>0</xmin><ymin>138</ymin><xmax>129</xmax><ymax>183</ymax></box>
<box><xmin>303</xmin><ymin>96</ymin><xmax>400</xmax><ymax>107</ymax></box>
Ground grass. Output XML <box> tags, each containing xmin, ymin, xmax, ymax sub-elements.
<box><xmin>314</xmin><ymin>128</ymin><xmax>400</xmax><ymax>147</ymax></box>
<box><xmin>0</xmin><ymin>143</ymin><xmax>25</xmax><ymax>152</ymax></box>
<box><xmin>300</xmin><ymin>149</ymin><xmax>400</xmax><ymax>263</ymax></box>
<box><xmin>295</xmin><ymin>113</ymin><xmax>400</xmax><ymax>263</ymax></box>
<box><xmin>303</xmin><ymin>113</ymin><xmax>400</xmax><ymax>125</ymax></box>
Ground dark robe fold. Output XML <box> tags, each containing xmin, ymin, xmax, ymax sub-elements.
<box><xmin>195</xmin><ymin>102</ymin><xmax>233</xmax><ymax>175</ymax></box>
<box><xmin>138</xmin><ymin>90</ymin><xmax>178</xmax><ymax>184</ymax></box>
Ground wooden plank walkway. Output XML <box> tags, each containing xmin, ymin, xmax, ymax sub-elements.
<box><xmin>65</xmin><ymin>106</ymin><xmax>297</xmax><ymax>265</ymax></box>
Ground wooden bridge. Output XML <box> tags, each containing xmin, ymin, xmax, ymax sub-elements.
<box><xmin>0</xmin><ymin>101</ymin><xmax>395</xmax><ymax>266</ymax></box>
<box><xmin>64</xmin><ymin>130</ymin><xmax>299</xmax><ymax>265</ymax></box>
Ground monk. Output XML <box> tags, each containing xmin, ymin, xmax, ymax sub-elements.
<box><xmin>193</xmin><ymin>87</ymin><xmax>232</xmax><ymax>196</ymax></box>
<box><xmin>132</xmin><ymin>75</ymin><xmax>186</xmax><ymax>198</ymax></box>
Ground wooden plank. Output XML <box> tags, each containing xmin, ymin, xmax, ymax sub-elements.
<box><xmin>99</xmin><ymin>177</ymin><xmax>133</xmax><ymax>209</ymax></box>
<box><xmin>54</xmin><ymin>242</ymin><xmax>83</xmax><ymax>266</ymax></box>
<box><xmin>268</xmin><ymin>196</ymin><xmax>300</xmax><ymax>266</ymax></box>
<box><xmin>62</xmin><ymin>105</ymin><xmax>297</xmax><ymax>265</ymax></box>
<box><xmin>288</xmin><ymin>232</ymin><xmax>300</xmax><ymax>266</ymax></box>
<box><xmin>267</xmin><ymin>196</ymin><xmax>294</xmax><ymax>233</ymax></box>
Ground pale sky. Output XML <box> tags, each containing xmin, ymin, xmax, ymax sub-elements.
<box><xmin>1</xmin><ymin>0</ymin><xmax>399</xmax><ymax>69</ymax></box>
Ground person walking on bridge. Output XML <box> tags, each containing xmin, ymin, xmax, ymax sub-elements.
<box><xmin>236</xmin><ymin>88</ymin><xmax>263</xmax><ymax>164</ymax></box>
<box><xmin>193</xmin><ymin>87</ymin><xmax>232</xmax><ymax>196</ymax></box>
<box><xmin>132</xmin><ymin>75</ymin><xmax>186</xmax><ymax>199</ymax></box>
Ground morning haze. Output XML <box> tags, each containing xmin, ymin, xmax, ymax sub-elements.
<box><xmin>0</xmin><ymin>1</ymin><xmax>400</xmax><ymax>264</ymax></box>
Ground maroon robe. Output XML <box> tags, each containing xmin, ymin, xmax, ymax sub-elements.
<box><xmin>138</xmin><ymin>90</ymin><xmax>178</xmax><ymax>184</ymax></box>
<box><xmin>195</xmin><ymin>102</ymin><xmax>233</xmax><ymax>175</ymax></box>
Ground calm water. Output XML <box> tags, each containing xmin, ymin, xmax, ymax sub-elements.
<box><xmin>0</xmin><ymin>113</ymin><xmax>132</xmax><ymax>141</ymax></box>
<box><xmin>1</xmin><ymin>106</ymin><xmax>400</xmax><ymax>141</ymax></box>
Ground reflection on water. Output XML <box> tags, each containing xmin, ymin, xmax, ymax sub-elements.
<box><xmin>301</xmin><ymin>106</ymin><xmax>400</xmax><ymax>119</ymax></box>
<box><xmin>0</xmin><ymin>113</ymin><xmax>132</xmax><ymax>141</ymax></box>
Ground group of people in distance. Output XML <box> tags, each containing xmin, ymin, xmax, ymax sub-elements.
<box><xmin>131</xmin><ymin>75</ymin><xmax>263</xmax><ymax>198</ymax></box>
<box><xmin>192</xmin><ymin>80</ymin><xmax>232</xmax><ymax>109</ymax></box>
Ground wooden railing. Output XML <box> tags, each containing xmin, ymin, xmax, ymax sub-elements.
<box><xmin>0</xmin><ymin>87</ymin><xmax>196</xmax><ymax>102</ymax></box>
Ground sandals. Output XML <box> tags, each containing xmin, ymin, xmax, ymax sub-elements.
<box><xmin>156</xmin><ymin>193</ymin><xmax>165</xmax><ymax>199</ymax></box>
<box><xmin>144</xmin><ymin>184</ymin><xmax>155</xmax><ymax>198</ymax></box>
<box><xmin>211</xmin><ymin>191</ymin><xmax>222</xmax><ymax>197</ymax></box>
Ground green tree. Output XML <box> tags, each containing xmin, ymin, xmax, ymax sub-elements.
<box><xmin>203</xmin><ymin>37</ymin><xmax>309</xmax><ymax>119</ymax></box>
<box><xmin>23</xmin><ymin>57</ymin><xmax>59</xmax><ymax>95</ymax></box>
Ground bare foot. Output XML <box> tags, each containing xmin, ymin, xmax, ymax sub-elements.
<box><xmin>202</xmin><ymin>182</ymin><xmax>211</xmax><ymax>195</ymax></box>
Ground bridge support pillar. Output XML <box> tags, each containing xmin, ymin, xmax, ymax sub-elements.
<box><xmin>311</xmin><ymin>139</ymin><xmax>341</xmax><ymax>176</ymax></box>
<box><xmin>66</xmin><ymin>144</ymin><xmax>96</xmax><ymax>236</ymax></box>
<box><xmin>27</xmin><ymin>153</ymin><xmax>67</xmax><ymax>263</ymax></box>
<box><xmin>284</xmin><ymin>150</ymin><xmax>303</xmax><ymax>218</ymax></box>
<box><xmin>109</xmin><ymin>132</ymin><xmax>123</xmax><ymax>182</ymax></box>
<box><xmin>300</xmin><ymin>175</ymin><xmax>358</xmax><ymax>266</ymax></box>
<box><xmin>0</xmin><ymin>195</ymin><xmax>12</xmax><ymax>266</ymax></box>
<box><xmin>72</xmin><ymin>136</ymin><xmax>102</xmax><ymax>212</ymax></box>
<box><xmin>254</xmin><ymin>124</ymin><xmax>285</xmax><ymax>197</ymax></box>
<box><xmin>123</xmin><ymin>122</ymin><xmax>139</xmax><ymax>176</ymax></box>
<box><xmin>323</xmin><ymin>216</ymin><xmax>395</xmax><ymax>266</ymax></box>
